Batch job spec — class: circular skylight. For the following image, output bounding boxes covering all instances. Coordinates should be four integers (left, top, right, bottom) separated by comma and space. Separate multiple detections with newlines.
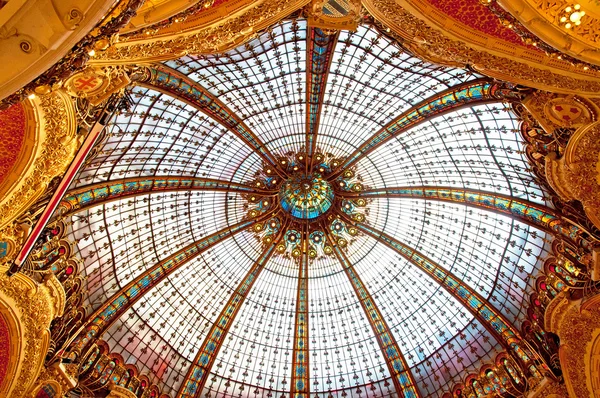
68, 19, 551, 398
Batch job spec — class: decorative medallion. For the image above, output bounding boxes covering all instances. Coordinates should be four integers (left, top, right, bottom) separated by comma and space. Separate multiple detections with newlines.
243, 150, 369, 261
279, 173, 334, 219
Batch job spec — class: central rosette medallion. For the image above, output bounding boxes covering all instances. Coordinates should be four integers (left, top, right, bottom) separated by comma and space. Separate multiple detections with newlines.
279, 173, 334, 219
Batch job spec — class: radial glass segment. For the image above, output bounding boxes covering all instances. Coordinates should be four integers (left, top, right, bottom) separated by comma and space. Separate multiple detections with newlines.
66, 18, 552, 398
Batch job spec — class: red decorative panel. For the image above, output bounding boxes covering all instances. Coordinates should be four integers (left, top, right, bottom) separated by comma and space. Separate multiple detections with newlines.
426, 0, 532, 48
0, 103, 26, 187
0, 312, 11, 390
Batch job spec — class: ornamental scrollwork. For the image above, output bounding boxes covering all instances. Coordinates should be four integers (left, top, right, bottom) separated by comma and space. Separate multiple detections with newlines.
90, 0, 310, 64
364, 0, 600, 95
0, 267, 65, 397
0, 91, 80, 266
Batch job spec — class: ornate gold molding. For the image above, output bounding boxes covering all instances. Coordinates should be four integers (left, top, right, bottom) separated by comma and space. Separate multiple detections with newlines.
0, 90, 80, 264
364, 0, 600, 95
544, 121, 600, 230
0, 266, 65, 397
90, 0, 311, 65
307, 0, 361, 32
557, 294, 600, 398
107, 384, 138, 398
28, 363, 79, 398
527, 377, 569, 398
497, 0, 600, 65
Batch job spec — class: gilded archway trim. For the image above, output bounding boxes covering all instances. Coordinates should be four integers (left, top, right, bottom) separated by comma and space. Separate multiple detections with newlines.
0, 90, 79, 264
497, 0, 600, 65
553, 294, 600, 398
90, 0, 311, 65
0, 267, 65, 397
363, 0, 600, 95
0, 300, 24, 397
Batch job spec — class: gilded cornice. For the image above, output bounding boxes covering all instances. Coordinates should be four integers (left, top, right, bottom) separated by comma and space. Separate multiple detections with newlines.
90, 0, 311, 65
0, 91, 79, 264
543, 291, 572, 334
364, 0, 600, 95
497, 0, 600, 65
0, 267, 65, 397
107, 384, 138, 398
557, 294, 600, 398
544, 121, 600, 230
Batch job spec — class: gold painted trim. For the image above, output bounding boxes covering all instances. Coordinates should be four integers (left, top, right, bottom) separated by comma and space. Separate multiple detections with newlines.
123, 0, 265, 36
497, 0, 600, 65
0, 300, 24, 397
0, 90, 80, 265
0, 267, 64, 397
364, 0, 600, 95
90, 0, 311, 65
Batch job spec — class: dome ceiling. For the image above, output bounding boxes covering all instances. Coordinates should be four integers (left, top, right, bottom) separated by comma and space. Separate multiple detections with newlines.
67, 19, 552, 397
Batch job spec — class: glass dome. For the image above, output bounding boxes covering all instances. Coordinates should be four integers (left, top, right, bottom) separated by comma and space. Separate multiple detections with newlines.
67, 19, 551, 398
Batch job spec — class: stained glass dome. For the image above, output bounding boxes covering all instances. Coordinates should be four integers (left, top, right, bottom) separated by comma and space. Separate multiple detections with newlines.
66, 18, 552, 398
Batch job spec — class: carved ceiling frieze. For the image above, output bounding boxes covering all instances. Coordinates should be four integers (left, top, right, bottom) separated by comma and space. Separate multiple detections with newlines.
365, 0, 600, 95
497, 0, 600, 65
0, 91, 80, 265
0, 267, 65, 397
90, 0, 311, 65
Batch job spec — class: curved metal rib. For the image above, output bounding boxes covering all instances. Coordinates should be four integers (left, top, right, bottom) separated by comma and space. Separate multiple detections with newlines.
178, 221, 287, 398
67, 214, 270, 356
324, 224, 422, 398
143, 65, 287, 177
59, 177, 276, 216
305, 28, 339, 170
290, 223, 310, 398
342, 186, 581, 242
329, 80, 519, 179
347, 216, 541, 372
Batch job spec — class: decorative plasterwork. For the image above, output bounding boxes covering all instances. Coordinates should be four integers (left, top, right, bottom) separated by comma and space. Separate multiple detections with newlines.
0, 91, 79, 264
522, 91, 598, 134
424, 0, 534, 48
28, 363, 78, 398
527, 377, 569, 398
0, 0, 119, 102
307, 0, 362, 32
0, 267, 65, 397
364, 0, 600, 95
122, 0, 246, 37
544, 121, 600, 230
121, 0, 219, 34
547, 293, 600, 398
107, 384, 138, 398
497, 0, 600, 65
90, 0, 311, 65
0, 104, 26, 187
